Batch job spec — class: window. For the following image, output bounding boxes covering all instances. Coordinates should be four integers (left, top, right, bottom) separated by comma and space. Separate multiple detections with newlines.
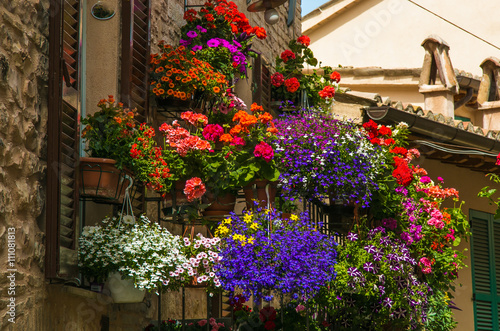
470, 209, 500, 330
46, 0, 151, 279
252, 54, 271, 112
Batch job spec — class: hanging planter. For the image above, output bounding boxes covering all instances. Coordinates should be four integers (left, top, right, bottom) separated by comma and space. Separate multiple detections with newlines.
243, 180, 277, 210
79, 157, 133, 202
155, 96, 194, 112
107, 272, 145, 303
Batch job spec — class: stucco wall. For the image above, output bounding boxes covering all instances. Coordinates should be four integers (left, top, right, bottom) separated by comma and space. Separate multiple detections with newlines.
304, 0, 500, 77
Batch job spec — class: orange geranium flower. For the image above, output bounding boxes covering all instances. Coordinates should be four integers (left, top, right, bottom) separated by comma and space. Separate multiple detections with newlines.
220, 133, 233, 143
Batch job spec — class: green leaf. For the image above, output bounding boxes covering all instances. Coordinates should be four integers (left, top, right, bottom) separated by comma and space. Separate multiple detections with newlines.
452, 237, 461, 247
306, 58, 318, 67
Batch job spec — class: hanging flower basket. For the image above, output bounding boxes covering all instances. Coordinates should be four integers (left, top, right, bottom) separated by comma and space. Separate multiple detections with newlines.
107, 272, 145, 303
79, 157, 133, 202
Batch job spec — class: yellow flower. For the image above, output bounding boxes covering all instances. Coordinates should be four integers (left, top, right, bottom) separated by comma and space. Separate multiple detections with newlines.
248, 237, 255, 245
232, 234, 249, 246
250, 222, 259, 231
215, 225, 230, 237
290, 214, 299, 221
243, 214, 253, 224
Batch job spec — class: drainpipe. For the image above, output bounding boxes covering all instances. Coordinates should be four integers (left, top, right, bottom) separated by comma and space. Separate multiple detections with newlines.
365, 106, 500, 154
454, 87, 474, 109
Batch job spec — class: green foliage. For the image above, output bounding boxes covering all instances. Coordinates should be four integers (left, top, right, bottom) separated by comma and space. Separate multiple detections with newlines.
478, 173, 500, 219
81, 96, 138, 169
424, 290, 457, 331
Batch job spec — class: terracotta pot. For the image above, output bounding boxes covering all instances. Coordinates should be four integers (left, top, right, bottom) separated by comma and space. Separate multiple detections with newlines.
162, 181, 189, 208
243, 180, 277, 210
202, 191, 237, 218
155, 96, 193, 111
79, 157, 133, 202
184, 275, 207, 288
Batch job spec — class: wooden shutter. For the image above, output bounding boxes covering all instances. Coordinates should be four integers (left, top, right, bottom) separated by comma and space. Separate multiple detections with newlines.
46, 0, 81, 278
471, 210, 500, 330
121, 0, 151, 123
253, 55, 271, 112
121, 0, 152, 213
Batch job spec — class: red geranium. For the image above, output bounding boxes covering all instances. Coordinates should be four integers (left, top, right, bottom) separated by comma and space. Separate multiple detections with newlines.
318, 85, 336, 99
284, 77, 300, 93
330, 71, 341, 83
392, 156, 413, 186
271, 72, 284, 87
280, 49, 296, 63
297, 35, 310, 46
184, 177, 206, 201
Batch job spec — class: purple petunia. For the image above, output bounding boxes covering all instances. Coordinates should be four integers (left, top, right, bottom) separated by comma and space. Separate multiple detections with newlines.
364, 245, 377, 254
192, 45, 203, 52
363, 262, 375, 273
347, 232, 358, 241
382, 297, 393, 308
393, 308, 407, 319
207, 38, 220, 47
186, 30, 198, 39
195, 25, 207, 33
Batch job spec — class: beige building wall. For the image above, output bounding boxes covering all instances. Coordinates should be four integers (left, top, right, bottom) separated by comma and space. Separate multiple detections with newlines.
303, 0, 500, 77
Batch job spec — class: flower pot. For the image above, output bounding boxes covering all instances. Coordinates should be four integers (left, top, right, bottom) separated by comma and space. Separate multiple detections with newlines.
79, 157, 133, 202
162, 181, 189, 207
202, 191, 237, 218
184, 275, 207, 288
243, 180, 277, 210
107, 272, 145, 303
155, 96, 193, 111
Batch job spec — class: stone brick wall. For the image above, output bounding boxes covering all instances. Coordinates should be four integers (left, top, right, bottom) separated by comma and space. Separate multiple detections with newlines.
150, 0, 302, 64
0, 0, 50, 329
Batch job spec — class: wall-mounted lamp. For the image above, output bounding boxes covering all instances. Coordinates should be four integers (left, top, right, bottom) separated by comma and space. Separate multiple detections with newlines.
247, 0, 288, 25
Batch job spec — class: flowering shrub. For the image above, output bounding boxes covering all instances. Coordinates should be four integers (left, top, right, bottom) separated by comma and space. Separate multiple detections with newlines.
225, 103, 280, 187
78, 215, 188, 291
176, 233, 222, 292
321, 226, 432, 330
363, 119, 469, 293
274, 111, 386, 206
81, 95, 138, 169
180, 0, 267, 80
271, 35, 340, 108
150, 42, 229, 101
215, 207, 337, 301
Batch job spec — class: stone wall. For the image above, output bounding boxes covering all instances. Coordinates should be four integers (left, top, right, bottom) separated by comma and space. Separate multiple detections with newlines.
0, 0, 50, 329
150, 0, 302, 65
